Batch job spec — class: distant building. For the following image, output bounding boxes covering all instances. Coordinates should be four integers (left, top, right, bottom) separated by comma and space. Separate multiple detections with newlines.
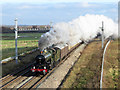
1, 25, 50, 33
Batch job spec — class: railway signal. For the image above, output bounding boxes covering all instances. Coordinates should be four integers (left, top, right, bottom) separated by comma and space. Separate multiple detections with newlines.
15, 18, 18, 64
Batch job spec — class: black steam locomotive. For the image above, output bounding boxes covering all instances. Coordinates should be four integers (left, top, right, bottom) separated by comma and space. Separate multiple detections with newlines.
31, 43, 80, 75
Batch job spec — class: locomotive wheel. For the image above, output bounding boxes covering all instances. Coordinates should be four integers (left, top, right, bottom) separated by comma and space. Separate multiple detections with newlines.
48, 69, 51, 73
43, 71, 46, 75
50, 62, 55, 70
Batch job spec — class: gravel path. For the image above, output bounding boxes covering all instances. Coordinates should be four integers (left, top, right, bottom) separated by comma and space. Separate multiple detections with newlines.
37, 44, 86, 88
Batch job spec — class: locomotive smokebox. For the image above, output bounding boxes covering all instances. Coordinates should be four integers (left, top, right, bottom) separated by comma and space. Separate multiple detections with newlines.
35, 55, 45, 64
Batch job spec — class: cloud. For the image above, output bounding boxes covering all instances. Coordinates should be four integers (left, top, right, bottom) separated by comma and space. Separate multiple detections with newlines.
110, 8, 118, 12
1, 0, 118, 4
0, 13, 2, 17
81, 2, 91, 7
100, 10, 107, 13
17, 3, 67, 10
2, 2, 118, 25
18, 5, 32, 9
54, 3, 66, 8
76, 2, 98, 8
17, 4, 49, 9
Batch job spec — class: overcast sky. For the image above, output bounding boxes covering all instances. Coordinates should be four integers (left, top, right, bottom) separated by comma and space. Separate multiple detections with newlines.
1, 0, 118, 25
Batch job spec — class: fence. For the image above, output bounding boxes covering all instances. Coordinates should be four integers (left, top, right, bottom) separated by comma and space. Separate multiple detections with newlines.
1, 32, 43, 60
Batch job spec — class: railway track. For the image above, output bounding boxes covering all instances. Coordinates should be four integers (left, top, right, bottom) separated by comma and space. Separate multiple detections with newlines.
0, 63, 34, 88
27, 43, 80, 89
0, 63, 34, 81
1, 43, 81, 89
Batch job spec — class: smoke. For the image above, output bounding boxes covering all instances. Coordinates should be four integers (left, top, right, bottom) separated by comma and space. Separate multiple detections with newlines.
38, 14, 118, 49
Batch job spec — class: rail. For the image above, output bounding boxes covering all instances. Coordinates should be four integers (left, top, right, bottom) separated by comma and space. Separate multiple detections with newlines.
100, 40, 111, 89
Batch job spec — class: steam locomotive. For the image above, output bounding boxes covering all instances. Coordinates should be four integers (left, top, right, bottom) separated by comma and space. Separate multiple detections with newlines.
31, 43, 81, 75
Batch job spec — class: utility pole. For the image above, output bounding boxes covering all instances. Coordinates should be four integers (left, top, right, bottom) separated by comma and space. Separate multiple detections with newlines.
101, 21, 104, 49
15, 18, 18, 64
50, 21, 53, 29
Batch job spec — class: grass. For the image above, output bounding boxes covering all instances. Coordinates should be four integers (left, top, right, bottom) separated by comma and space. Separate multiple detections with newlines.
62, 40, 103, 88
1, 33, 44, 37
1, 40, 38, 59
1, 33, 44, 60
61, 39, 119, 88
102, 40, 119, 88
1, 33, 44, 40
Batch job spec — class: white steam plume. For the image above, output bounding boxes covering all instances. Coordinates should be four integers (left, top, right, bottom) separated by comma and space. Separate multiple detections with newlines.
39, 14, 118, 49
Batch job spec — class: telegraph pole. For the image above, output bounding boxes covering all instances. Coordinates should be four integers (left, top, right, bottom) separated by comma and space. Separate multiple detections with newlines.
50, 21, 53, 29
15, 18, 18, 64
102, 21, 104, 49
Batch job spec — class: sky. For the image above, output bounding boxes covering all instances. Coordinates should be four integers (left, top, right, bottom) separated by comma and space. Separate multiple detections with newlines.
0, 0, 119, 25
1, 0, 119, 3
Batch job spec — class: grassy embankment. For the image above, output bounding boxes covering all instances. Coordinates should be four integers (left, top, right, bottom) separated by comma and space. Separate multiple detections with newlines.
1, 33, 43, 60
62, 39, 119, 88
102, 40, 119, 88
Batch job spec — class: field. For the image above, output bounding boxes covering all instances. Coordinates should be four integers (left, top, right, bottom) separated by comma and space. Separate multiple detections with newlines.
1, 33, 43, 40
1, 33, 44, 60
62, 39, 119, 88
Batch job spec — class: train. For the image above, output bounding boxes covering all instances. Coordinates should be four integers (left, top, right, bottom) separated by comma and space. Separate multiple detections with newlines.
31, 43, 81, 75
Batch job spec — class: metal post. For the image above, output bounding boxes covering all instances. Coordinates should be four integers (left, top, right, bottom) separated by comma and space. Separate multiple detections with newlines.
50, 21, 53, 29
15, 18, 18, 64
102, 21, 104, 49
